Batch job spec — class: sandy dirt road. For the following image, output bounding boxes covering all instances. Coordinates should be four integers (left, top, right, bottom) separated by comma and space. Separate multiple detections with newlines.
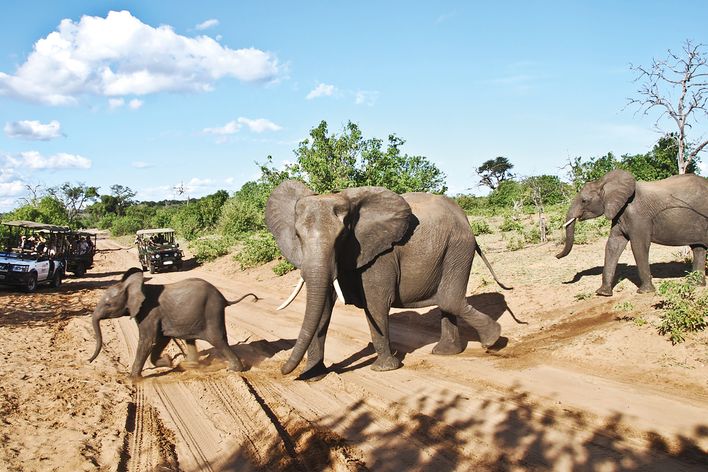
1, 233, 707, 471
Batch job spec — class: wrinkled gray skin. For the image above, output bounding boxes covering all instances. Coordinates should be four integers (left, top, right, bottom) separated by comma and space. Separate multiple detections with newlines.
266, 181, 507, 378
557, 170, 708, 296
89, 268, 258, 378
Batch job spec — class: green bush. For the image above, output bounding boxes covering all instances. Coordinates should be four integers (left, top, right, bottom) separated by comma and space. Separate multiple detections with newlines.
470, 219, 492, 235
234, 231, 280, 269
656, 272, 708, 344
189, 237, 232, 263
571, 218, 611, 245
523, 226, 541, 244
500, 216, 524, 233
505, 235, 525, 251
111, 215, 143, 236
488, 180, 523, 207
273, 259, 296, 276
218, 181, 270, 239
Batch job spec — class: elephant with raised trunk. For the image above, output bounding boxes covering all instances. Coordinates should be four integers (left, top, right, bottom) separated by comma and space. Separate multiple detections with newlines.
266, 180, 510, 378
89, 268, 258, 378
557, 170, 707, 296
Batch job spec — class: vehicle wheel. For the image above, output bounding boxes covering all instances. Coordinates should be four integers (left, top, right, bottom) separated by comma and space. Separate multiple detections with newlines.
25, 273, 38, 293
51, 270, 63, 288
141, 265, 147, 272
74, 264, 85, 277
149, 263, 155, 274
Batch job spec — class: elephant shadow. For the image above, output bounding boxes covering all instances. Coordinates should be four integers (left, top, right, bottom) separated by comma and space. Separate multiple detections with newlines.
329, 292, 512, 376
564, 261, 699, 288
193, 338, 296, 371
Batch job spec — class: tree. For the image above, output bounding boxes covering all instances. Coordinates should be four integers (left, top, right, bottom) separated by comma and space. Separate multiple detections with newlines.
47, 182, 99, 227
109, 184, 137, 216
476, 156, 514, 190
628, 40, 708, 174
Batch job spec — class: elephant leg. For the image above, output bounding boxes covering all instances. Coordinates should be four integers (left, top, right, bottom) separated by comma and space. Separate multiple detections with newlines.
149, 334, 172, 368
630, 237, 655, 293
597, 232, 629, 296
691, 245, 707, 286
130, 335, 154, 378
302, 292, 334, 379
364, 302, 401, 372
180, 339, 200, 368
432, 312, 464, 355
458, 305, 501, 348
209, 335, 244, 372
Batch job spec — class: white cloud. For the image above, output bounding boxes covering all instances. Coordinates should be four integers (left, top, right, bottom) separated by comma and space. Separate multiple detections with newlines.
128, 98, 143, 109
306, 83, 336, 100
354, 90, 379, 106
108, 97, 125, 109
202, 117, 282, 142
4, 120, 63, 140
131, 161, 153, 168
225, 177, 235, 185
0, 10, 281, 105
3, 151, 91, 170
195, 19, 219, 31
187, 177, 212, 187
237, 117, 282, 133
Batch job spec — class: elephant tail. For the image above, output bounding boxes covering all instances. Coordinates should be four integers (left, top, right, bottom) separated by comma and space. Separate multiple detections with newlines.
475, 245, 513, 290
226, 293, 260, 306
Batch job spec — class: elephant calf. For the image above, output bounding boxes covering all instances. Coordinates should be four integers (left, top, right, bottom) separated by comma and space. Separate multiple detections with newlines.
89, 268, 258, 378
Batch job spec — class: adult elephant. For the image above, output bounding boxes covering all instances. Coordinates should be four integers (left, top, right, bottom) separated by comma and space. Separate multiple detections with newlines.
556, 170, 708, 296
266, 180, 509, 378
89, 268, 258, 378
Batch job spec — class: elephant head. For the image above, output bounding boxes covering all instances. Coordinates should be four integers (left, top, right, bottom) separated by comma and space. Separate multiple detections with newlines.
266, 180, 412, 374
88, 268, 145, 362
556, 169, 636, 259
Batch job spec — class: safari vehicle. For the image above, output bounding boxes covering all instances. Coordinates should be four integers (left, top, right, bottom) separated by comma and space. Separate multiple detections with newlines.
65, 230, 98, 276
135, 228, 183, 273
0, 220, 68, 292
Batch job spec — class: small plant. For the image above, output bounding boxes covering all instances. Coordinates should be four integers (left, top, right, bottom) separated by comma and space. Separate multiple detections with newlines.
633, 316, 647, 327
613, 301, 634, 312
505, 235, 525, 251
656, 271, 708, 344
189, 236, 232, 263
234, 231, 281, 269
273, 259, 296, 276
523, 226, 541, 244
574, 291, 592, 301
500, 216, 524, 233
470, 219, 492, 235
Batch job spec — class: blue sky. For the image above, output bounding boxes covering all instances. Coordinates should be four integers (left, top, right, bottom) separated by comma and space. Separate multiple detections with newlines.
1, 1, 707, 210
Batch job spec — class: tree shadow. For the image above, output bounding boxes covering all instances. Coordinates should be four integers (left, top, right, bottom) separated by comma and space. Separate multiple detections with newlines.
564, 261, 698, 288
217, 383, 708, 471
329, 292, 512, 376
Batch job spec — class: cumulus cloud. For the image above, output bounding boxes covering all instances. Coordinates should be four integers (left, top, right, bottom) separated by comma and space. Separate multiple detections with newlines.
202, 117, 282, 142
195, 19, 219, 30
108, 98, 125, 109
131, 161, 153, 168
0, 10, 281, 105
128, 98, 143, 109
354, 90, 379, 106
3, 151, 91, 170
4, 120, 64, 140
306, 83, 336, 100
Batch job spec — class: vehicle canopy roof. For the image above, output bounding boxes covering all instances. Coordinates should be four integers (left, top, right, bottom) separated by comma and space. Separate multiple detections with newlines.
2, 220, 70, 232
136, 228, 175, 235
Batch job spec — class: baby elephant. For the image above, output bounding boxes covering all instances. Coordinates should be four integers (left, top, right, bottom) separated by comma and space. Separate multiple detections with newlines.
89, 268, 258, 378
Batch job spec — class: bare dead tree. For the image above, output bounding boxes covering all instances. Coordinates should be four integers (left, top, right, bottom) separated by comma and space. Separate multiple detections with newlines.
20, 183, 44, 206
628, 40, 708, 174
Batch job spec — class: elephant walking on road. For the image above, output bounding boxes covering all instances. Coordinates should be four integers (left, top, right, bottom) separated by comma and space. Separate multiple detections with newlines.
89, 268, 258, 378
557, 170, 708, 296
266, 181, 510, 378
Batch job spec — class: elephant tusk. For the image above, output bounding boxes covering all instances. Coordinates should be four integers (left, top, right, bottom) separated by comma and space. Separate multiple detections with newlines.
277, 277, 305, 310
333, 278, 345, 304
562, 217, 576, 228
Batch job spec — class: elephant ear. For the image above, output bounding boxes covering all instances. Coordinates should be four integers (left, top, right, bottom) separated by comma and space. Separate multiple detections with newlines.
122, 270, 145, 318
266, 180, 316, 268
600, 170, 636, 220
340, 187, 412, 268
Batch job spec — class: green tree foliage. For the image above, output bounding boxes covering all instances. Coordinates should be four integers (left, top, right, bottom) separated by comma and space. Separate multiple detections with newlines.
218, 181, 273, 239
47, 182, 99, 227
4, 196, 69, 226
288, 121, 447, 194
487, 180, 523, 207
476, 156, 514, 190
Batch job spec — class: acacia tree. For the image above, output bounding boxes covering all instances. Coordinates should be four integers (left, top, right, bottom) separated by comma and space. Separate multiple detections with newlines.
629, 40, 708, 174
476, 156, 514, 190
47, 182, 99, 226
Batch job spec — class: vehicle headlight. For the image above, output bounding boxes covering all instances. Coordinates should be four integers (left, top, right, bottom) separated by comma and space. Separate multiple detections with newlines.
12, 265, 29, 272
0, 263, 8, 271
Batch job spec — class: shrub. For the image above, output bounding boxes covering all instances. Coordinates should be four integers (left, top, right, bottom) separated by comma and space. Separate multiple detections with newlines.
218, 181, 270, 239
234, 231, 280, 269
110, 215, 143, 236
470, 219, 492, 235
273, 259, 296, 276
505, 235, 525, 251
656, 271, 708, 344
523, 226, 541, 244
500, 216, 524, 233
189, 237, 232, 263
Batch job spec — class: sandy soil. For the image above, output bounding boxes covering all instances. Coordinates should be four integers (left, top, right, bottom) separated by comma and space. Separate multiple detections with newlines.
0, 231, 706, 471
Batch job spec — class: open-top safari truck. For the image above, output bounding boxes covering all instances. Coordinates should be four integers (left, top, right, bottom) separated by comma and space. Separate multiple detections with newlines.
65, 230, 98, 276
0, 220, 69, 292
135, 228, 183, 273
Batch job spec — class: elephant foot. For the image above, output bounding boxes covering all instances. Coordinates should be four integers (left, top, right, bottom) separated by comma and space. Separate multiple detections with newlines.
432, 340, 464, 356
227, 361, 245, 372
595, 286, 613, 297
128, 374, 143, 384
298, 360, 328, 382
476, 320, 502, 348
371, 355, 402, 372
153, 355, 172, 368
637, 284, 656, 294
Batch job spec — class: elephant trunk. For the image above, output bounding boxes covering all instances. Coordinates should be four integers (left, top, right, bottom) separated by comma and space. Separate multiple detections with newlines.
556, 202, 580, 259
281, 271, 332, 375
88, 311, 103, 363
